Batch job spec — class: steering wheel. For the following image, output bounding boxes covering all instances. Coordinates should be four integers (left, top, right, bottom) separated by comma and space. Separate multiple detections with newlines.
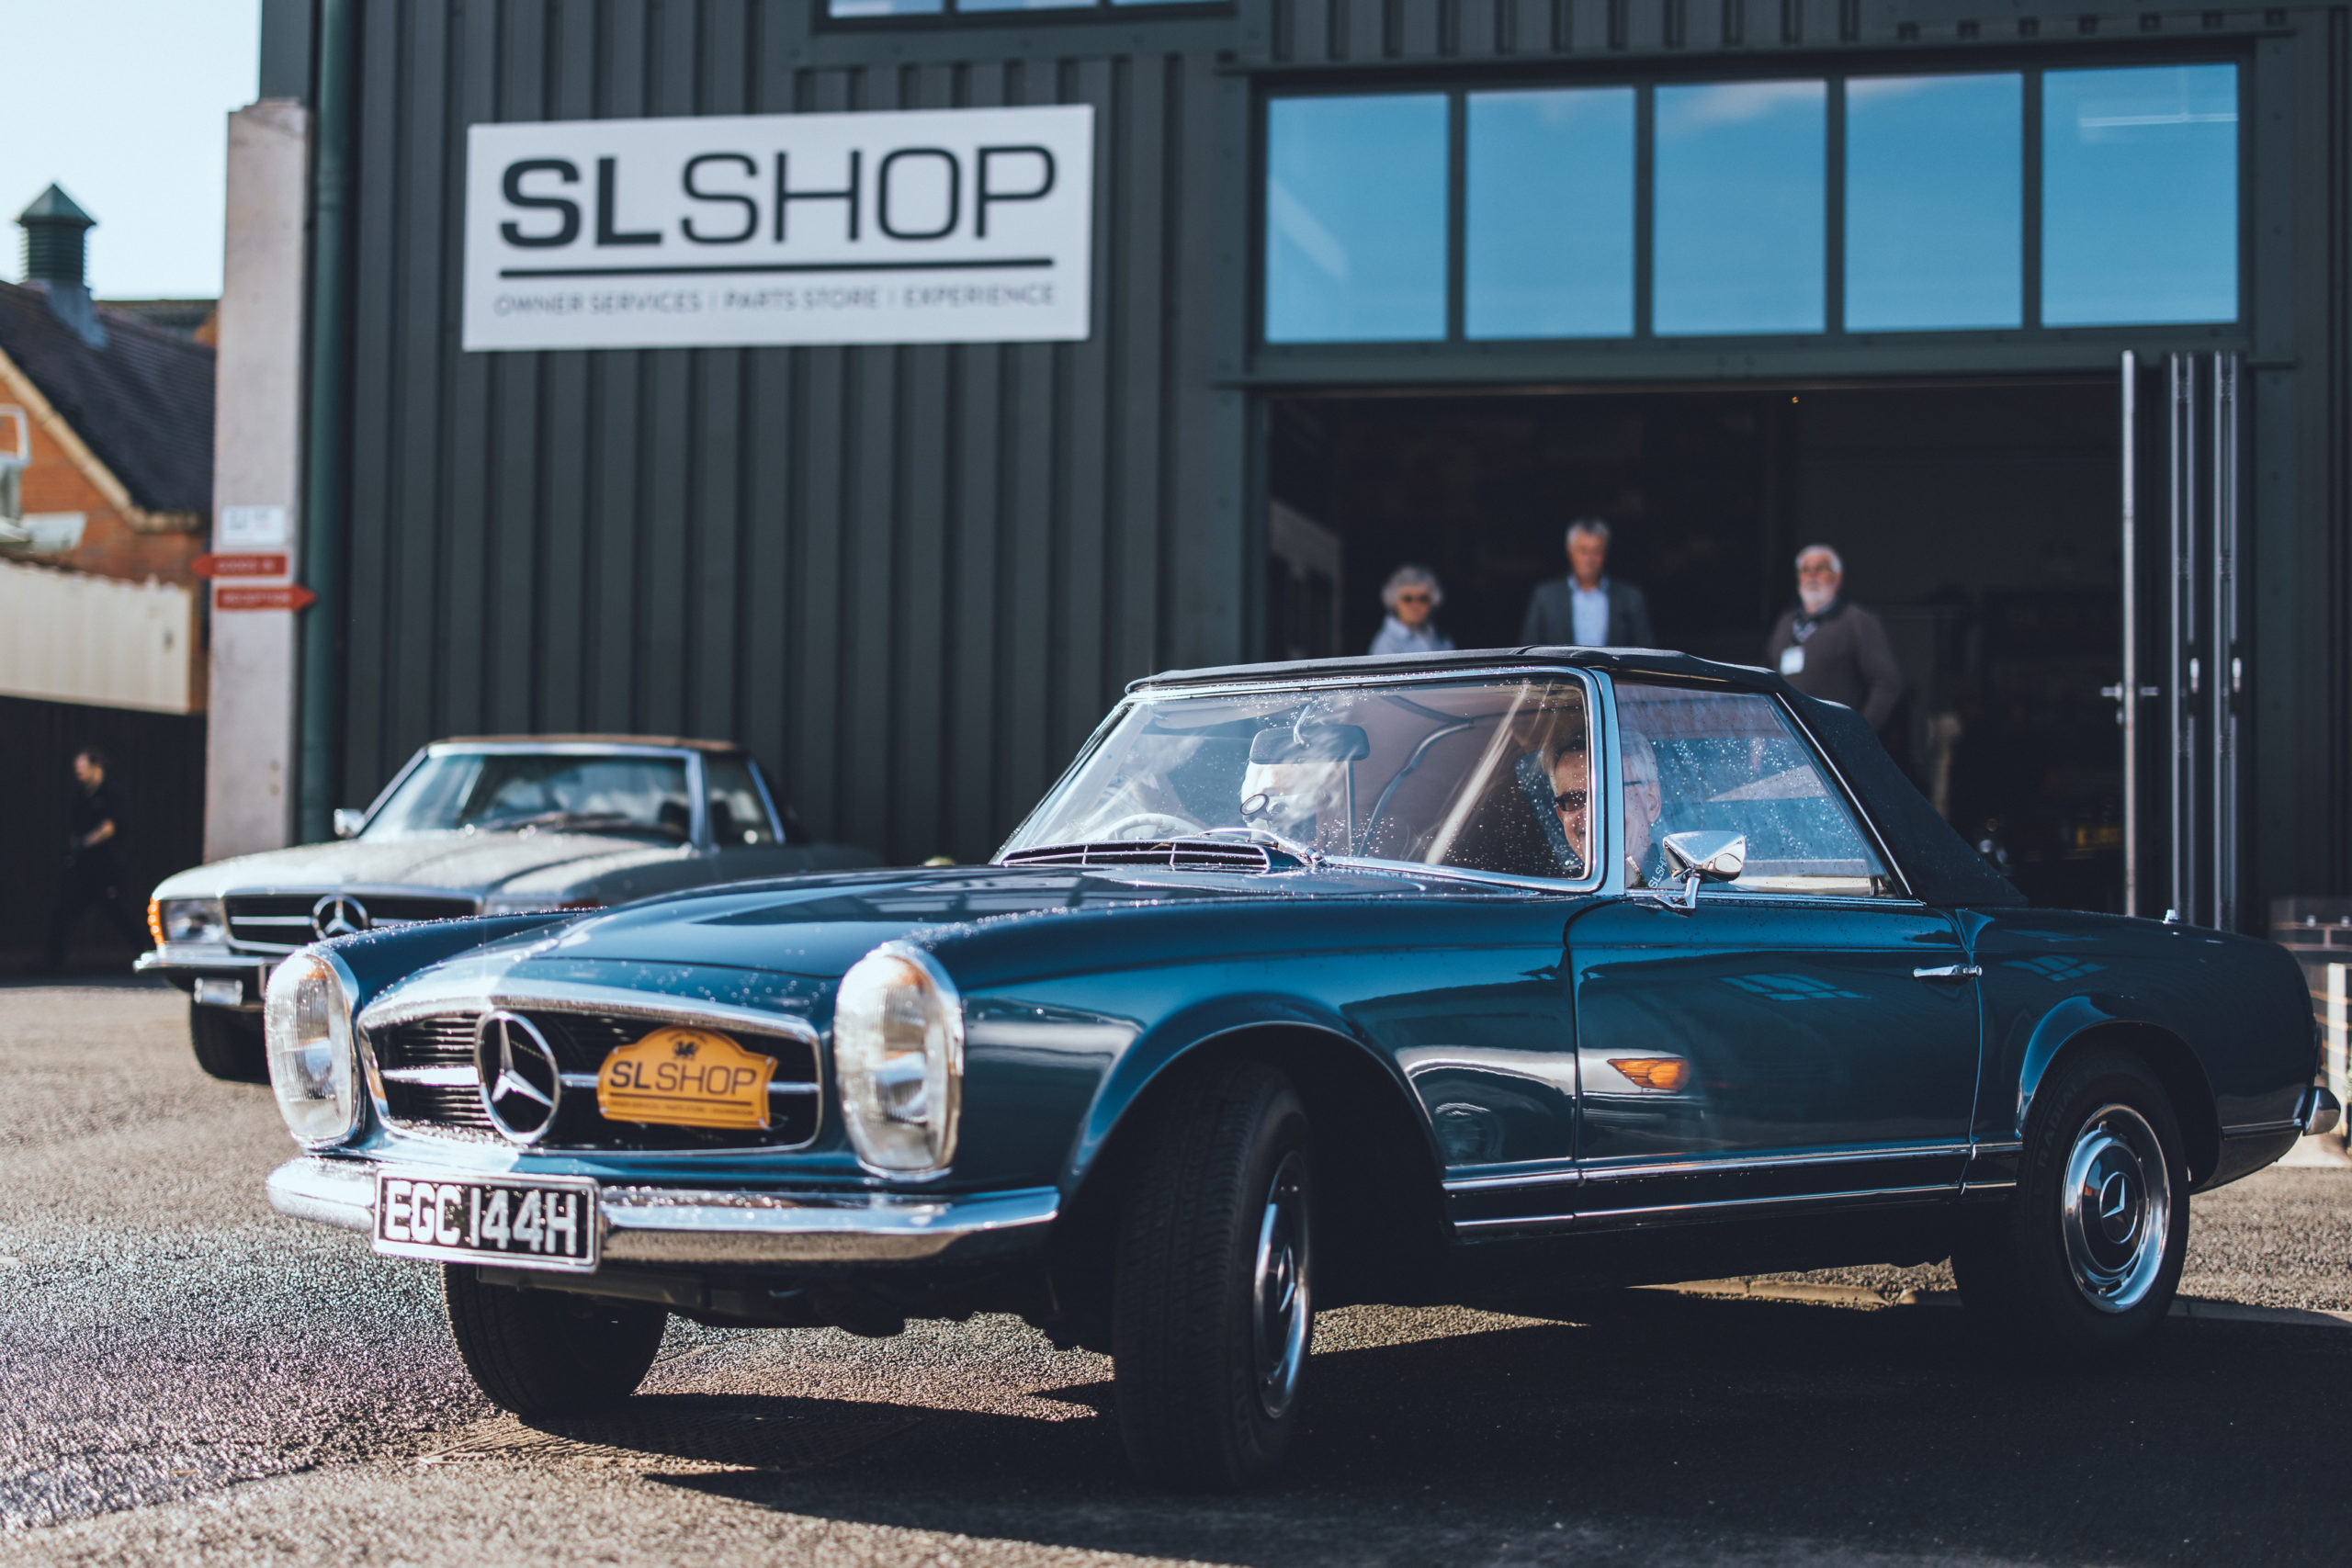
1093, 811, 1199, 842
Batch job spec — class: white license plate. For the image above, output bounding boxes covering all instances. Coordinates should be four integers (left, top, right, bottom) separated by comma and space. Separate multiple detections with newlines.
373, 1173, 598, 1271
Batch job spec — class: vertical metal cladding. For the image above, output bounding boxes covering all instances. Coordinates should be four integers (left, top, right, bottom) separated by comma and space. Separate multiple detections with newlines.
338, 2, 1227, 865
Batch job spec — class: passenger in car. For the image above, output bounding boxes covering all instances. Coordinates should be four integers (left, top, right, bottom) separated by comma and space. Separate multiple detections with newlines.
1622, 731, 1666, 887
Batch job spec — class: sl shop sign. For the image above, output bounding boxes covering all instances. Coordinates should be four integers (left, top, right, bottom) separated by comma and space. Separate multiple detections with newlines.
463, 105, 1093, 351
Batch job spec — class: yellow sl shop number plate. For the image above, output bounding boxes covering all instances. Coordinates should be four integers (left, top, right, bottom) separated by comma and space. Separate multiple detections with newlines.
596, 1026, 776, 1131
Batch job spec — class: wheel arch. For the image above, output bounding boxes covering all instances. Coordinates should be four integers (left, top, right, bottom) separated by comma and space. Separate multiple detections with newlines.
1046, 1013, 1448, 1342
2016, 1000, 2221, 1186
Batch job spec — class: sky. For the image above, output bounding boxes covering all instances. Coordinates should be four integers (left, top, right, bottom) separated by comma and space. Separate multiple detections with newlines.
0, 0, 261, 299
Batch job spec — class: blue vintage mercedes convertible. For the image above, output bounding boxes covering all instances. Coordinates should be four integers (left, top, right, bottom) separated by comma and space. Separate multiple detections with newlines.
263, 649, 2332, 1488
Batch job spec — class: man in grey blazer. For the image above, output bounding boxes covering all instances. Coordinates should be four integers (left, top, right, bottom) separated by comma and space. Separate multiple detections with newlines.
1519, 519, 1657, 648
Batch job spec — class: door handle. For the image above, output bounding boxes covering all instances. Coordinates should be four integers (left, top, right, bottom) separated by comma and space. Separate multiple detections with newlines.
1912, 964, 1983, 982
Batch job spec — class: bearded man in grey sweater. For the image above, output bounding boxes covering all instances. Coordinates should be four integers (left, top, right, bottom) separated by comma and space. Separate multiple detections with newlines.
1763, 544, 1902, 734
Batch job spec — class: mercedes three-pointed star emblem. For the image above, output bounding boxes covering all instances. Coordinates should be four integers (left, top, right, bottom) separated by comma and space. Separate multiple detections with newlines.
473, 1010, 562, 1144
311, 894, 370, 940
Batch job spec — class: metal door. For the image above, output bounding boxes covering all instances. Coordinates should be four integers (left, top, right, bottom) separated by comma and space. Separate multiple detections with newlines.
2112, 351, 2243, 929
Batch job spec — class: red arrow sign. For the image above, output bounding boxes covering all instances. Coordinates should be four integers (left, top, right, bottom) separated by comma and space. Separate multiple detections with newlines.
215, 583, 318, 612
193, 552, 289, 579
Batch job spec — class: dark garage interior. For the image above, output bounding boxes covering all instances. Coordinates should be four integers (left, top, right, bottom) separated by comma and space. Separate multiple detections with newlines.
1266, 379, 2124, 910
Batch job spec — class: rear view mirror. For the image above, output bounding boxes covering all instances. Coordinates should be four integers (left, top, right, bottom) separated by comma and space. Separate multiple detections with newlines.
1657, 829, 1746, 912
332, 808, 367, 840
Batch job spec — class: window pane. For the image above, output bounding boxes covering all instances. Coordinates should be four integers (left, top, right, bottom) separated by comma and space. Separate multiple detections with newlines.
1616, 683, 1892, 898
1265, 95, 1448, 344
1464, 88, 1635, 340
828, 0, 943, 13
1654, 81, 1826, 335
1845, 74, 2022, 331
956, 0, 1091, 10
2043, 65, 2238, 326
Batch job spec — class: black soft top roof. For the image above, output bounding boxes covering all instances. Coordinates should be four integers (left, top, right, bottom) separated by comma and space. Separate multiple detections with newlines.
1134, 647, 2026, 909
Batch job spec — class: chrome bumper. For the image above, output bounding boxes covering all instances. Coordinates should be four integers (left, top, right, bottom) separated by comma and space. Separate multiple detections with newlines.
136, 947, 275, 1008
266, 1156, 1059, 1267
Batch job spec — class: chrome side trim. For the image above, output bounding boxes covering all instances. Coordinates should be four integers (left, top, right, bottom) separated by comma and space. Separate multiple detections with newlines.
264, 1156, 1057, 1265
1454, 1181, 1955, 1234
1443, 1142, 1975, 1194
1444, 1166, 1583, 1193
2222, 1119, 2302, 1138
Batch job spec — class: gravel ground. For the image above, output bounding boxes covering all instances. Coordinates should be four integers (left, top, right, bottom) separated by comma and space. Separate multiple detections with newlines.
6, 984, 2350, 1567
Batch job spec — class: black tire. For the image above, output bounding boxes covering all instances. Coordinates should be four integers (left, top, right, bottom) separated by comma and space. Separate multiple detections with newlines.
1113, 1059, 1315, 1490
442, 1264, 667, 1419
188, 1004, 267, 1083
1953, 1048, 2189, 1356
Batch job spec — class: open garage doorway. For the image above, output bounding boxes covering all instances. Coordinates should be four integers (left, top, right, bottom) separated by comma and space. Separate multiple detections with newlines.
1264, 379, 2123, 909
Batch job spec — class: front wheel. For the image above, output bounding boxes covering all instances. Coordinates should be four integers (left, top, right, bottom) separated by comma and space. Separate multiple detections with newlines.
1953, 1049, 2188, 1355
1113, 1059, 1315, 1490
443, 1265, 666, 1418
188, 1004, 266, 1083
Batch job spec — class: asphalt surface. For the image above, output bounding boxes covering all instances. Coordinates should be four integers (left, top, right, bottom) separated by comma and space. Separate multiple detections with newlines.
6, 983, 2352, 1566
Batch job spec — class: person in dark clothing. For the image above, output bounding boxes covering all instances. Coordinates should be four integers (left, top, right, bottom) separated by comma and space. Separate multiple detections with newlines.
1763, 544, 1903, 733
1519, 519, 1657, 649
45, 748, 143, 972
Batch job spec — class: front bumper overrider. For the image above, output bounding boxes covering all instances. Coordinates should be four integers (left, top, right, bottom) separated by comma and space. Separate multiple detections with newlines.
266, 1156, 1059, 1267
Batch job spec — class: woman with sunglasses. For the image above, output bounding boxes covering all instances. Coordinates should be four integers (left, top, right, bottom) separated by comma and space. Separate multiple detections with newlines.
1368, 564, 1454, 657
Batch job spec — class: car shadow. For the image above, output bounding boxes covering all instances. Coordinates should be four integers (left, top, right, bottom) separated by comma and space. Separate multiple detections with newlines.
525, 1292, 2346, 1567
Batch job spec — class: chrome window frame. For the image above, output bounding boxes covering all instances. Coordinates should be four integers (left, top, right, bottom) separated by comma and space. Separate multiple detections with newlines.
1598, 670, 1921, 907
995, 664, 1611, 897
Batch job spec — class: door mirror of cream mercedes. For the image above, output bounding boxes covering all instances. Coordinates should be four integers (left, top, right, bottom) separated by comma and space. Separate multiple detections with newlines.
332, 808, 367, 840
1656, 830, 1747, 913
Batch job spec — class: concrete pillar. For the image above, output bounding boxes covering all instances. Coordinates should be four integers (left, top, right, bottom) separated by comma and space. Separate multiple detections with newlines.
205, 99, 311, 860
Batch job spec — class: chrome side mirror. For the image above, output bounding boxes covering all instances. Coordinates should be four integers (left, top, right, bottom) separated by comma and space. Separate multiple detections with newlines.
332, 808, 367, 840
1656, 829, 1746, 912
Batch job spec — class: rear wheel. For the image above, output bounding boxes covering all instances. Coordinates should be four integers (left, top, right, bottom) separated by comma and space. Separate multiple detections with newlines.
443, 1265, 667, 1418
1953, 1049, 2188, 1355
188, 1004, 267, 1083
1113, 1059, 1315, 1490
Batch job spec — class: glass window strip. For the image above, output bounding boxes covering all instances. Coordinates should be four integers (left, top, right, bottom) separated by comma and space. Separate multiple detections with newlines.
1260, 61, 2243, 350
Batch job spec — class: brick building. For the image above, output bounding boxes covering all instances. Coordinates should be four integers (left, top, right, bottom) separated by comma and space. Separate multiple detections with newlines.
0, 184, 214, 969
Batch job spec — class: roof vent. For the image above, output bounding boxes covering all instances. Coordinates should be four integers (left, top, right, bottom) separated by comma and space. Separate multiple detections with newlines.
17, 184, 104, 348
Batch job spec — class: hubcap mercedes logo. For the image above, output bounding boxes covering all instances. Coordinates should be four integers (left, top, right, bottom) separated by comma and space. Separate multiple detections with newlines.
311, 895, 370, 940
474, 1010, 562, 1145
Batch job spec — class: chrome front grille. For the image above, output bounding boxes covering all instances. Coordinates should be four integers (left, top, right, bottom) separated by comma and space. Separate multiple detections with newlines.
369, 1009, 822, 1152
225, 893, 478, 952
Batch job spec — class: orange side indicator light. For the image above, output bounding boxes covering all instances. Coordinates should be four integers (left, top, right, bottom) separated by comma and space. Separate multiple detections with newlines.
146, 899, 165, 948
1610, 1056, 1691, 1092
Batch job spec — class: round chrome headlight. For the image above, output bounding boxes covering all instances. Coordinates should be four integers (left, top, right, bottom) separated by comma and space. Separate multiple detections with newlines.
832, 943, 964, 1176
264, 953, 361, 1147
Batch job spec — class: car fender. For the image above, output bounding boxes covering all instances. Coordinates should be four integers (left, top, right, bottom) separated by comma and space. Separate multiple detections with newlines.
1060, 989, 1430, 1200
2011, 991, 2214, 1142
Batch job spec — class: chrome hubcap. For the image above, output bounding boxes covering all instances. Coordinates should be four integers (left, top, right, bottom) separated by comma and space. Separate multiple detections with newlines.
1250, 1150, 1312, 1420
2060, 1102, 2170, 1314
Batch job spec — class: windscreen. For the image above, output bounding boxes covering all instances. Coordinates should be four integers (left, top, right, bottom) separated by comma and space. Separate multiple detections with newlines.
1001, 679, 1593, 880
363, 752, 693, 841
